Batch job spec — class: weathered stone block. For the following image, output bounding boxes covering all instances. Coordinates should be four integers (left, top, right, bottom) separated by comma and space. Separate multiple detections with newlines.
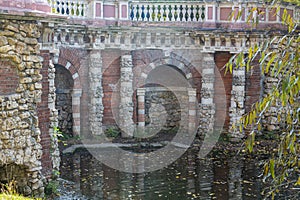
20, 77, 32, 84
24, 38, 38, 45
0, 30, 14, 36
0, 36, 8, 46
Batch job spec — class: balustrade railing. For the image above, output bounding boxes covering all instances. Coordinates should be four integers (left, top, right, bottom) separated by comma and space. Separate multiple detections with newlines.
45, 0, 298, 24
129, 1, 206, 22
47, 0, 87, 17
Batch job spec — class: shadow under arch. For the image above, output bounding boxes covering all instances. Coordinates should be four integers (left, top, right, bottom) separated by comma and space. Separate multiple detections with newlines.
143, 64, 191, 135
54, 64, 75, 136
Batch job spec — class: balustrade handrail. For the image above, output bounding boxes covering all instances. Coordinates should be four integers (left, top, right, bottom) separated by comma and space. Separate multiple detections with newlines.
45, 0, 299, 23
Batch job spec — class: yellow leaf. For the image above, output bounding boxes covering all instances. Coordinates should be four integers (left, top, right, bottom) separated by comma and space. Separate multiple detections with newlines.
270, 159, 275, 179
295, 176, 300, 186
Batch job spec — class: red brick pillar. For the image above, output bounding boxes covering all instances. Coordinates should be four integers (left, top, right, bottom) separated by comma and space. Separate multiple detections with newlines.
137, 88, 146, 127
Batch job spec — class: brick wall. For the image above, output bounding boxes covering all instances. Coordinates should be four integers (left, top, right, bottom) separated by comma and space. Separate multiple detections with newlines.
0, 60, 19, 95
214, 52, 233, 130
102, 49, 122, 126
38, 50, 52, 176
245, 57, 261, 113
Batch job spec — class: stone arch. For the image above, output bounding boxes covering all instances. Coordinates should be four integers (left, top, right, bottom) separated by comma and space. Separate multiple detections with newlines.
0, 164, 31, 195
138, 54, 202, 102
53, 54, 82, 136
135, 55, 200, 132
143, 65, 189, 133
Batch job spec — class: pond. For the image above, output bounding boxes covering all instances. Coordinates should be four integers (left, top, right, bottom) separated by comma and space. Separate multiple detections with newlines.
57, 141, 270, 200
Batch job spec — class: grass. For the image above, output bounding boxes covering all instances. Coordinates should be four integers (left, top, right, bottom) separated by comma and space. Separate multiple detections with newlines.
0, 194, 35, 200
0, 180, 38, 200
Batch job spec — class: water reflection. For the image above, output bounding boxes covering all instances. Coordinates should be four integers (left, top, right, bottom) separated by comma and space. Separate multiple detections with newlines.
60, 148, 265, 200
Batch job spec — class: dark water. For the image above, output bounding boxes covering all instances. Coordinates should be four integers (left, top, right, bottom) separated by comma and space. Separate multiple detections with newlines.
59, 146, 267, 200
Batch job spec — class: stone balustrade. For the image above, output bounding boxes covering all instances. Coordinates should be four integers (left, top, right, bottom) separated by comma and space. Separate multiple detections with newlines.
47, 0, 87, 17
45, 0, 298, 24
129, 1, 206, 22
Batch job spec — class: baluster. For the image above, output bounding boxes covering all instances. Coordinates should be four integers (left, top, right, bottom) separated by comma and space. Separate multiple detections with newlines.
174, 5, 178, 21
163, 5, 167, 21
196, 5, 200, 21
168, 5, 173, 21
201, 5, 205, 21
57, 1, 61, 14
190, 5, 194, 21
136, 5, 140, 21
151, 5, 155, 21
66, 1, 70, 15
75, 2, 79, 16
81, 2, 85, 17
130, 5, 134, 20
141, 5, 145, 21
146, 5, 150, 21
185, 5, 189, 21
78, 2, 83, 17
179, 5, 183, 21
63, 1, 67, 15
71, 1, 75, 16
157, 5, 161, 21
53, 0, 58, 14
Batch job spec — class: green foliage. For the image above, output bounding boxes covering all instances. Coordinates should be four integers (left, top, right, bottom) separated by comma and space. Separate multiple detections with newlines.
44, 180, 59, 197
51, 170, 60, 180
226, 1, 299, 198
105, 127, 120, 138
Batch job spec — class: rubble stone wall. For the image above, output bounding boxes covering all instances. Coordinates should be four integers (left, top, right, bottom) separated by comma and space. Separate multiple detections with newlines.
0, 19, 45, 197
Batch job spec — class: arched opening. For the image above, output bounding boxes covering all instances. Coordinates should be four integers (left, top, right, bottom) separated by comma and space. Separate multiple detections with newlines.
55, 64, 74, 136
144, 65, 191, 135
0, 164, 30, 195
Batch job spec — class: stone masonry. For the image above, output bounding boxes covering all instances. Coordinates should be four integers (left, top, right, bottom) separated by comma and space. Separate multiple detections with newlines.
0, 0, 298, 197
0, 19, 45, 197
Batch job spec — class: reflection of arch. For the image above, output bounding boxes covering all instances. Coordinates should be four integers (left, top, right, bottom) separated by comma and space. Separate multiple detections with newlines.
54, 61, 82, 136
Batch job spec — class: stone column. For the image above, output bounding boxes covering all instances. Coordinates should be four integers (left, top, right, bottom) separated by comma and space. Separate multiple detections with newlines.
48, 59, 60, 171
137, 88, 146, 127
263, 76, 280, 131
229, 67, 246, 138
89, 51, 104, 135
199, 54, 215, 136
119, 55, 134, 137
188, 88, 197, 132
72, 89, 82, 136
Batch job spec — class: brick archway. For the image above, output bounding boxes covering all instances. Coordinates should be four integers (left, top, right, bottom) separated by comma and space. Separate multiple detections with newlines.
136, 52, 202, 103
134, 54, 201, 130
53, 50, 82, 136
